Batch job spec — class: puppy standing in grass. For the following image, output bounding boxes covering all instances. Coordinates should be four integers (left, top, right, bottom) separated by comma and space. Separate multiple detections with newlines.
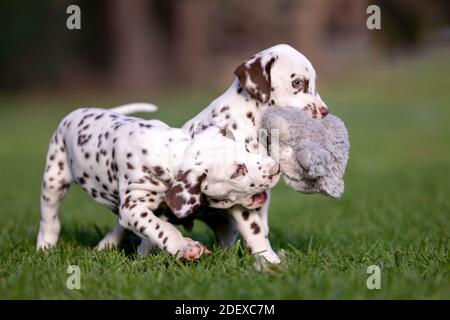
181, 44, 329, 263
83, 44, 329, 264
36, 104, 280, 260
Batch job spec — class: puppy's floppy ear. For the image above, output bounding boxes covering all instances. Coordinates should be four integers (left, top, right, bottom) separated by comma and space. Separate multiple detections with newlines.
234, 53, 276, 103
165, 169, 207, 219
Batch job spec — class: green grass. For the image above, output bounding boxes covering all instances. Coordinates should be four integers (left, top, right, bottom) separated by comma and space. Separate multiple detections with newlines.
0, 55, 449, 299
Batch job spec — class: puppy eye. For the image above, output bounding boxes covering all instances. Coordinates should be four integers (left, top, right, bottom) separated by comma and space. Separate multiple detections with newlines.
292, 78, 304, 89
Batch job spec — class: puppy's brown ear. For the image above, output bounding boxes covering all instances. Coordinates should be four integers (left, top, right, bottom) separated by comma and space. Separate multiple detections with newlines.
234, 55, 276, 103
165, 169, 207, 219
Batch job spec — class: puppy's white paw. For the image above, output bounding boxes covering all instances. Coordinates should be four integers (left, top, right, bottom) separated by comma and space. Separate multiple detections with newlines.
178, 237, 210, 261
37, 233, 58, 250
254, 250, 287, 273
260, 250, 281, 264
36, 242, 55, 251
96, 237, 119, 251
253, 251, 283, 272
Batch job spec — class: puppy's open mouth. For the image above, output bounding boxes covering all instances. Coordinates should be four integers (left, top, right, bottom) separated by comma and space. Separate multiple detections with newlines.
251, 191, 268, 207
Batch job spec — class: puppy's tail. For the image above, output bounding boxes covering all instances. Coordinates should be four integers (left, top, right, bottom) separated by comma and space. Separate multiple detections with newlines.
110, 103, 158, 115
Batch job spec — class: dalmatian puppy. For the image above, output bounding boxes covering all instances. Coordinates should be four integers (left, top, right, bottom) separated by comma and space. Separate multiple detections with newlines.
180, 44, 329, 264
36, 104, 280, 260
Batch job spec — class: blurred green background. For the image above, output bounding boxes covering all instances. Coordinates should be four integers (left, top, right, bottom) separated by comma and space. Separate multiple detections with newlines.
0, 0, 449, 299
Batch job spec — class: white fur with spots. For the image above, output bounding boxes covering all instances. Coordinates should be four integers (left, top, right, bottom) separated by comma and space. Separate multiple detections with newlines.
36, 104, 280, 260
180, 44, 329, 264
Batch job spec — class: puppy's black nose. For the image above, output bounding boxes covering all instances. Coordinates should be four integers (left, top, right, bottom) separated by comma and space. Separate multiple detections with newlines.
319, 106, 329, 117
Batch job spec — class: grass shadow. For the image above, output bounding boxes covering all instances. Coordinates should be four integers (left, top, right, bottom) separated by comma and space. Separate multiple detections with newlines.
60, 224, 166, 257
60, 223, 105, 248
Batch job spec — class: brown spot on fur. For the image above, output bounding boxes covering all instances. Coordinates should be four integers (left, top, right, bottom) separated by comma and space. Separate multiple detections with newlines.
231, 163, 248, 179
165, 184, 186, 211
175, 170, 191, 182
303, 78, 310, 93
153, 166, 164, 176
234, 56, 275, 103
250, 222, 260, 234
188, 173, 206, 195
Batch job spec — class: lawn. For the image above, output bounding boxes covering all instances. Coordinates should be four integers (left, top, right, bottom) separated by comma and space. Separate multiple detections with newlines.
0, 54, 449, 299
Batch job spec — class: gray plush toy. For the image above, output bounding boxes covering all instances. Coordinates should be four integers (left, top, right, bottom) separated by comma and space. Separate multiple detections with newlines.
261, 107, 350, 198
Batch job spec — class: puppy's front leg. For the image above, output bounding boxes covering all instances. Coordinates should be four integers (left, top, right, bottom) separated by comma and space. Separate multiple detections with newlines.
257, 190, 271, 236
118, 189, 207, 260
200, 211, 238, 248
96, 221, 126, 250
230, 206, 281, 264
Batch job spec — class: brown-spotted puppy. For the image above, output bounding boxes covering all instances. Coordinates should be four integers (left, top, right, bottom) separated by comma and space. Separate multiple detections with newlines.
36, 104, 280, 260
180, 44, 329, 263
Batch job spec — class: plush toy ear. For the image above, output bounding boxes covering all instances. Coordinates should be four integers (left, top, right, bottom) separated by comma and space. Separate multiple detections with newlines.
296, 144, 332, 179
234, 54, 276, 103
321, 176, 344, 199
164, 169, 207, 218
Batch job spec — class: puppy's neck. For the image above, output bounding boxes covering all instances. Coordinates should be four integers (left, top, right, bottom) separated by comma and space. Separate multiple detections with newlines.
164, 136, 192, 179
226, 79, 270, 112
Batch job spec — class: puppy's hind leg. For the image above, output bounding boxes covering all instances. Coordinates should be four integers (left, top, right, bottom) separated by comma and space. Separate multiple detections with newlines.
37, 131, 72, 250
137, 238, 156, 255
200, 211, 238, 248
97, 221, 157, 254
96, 221, 126, 250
